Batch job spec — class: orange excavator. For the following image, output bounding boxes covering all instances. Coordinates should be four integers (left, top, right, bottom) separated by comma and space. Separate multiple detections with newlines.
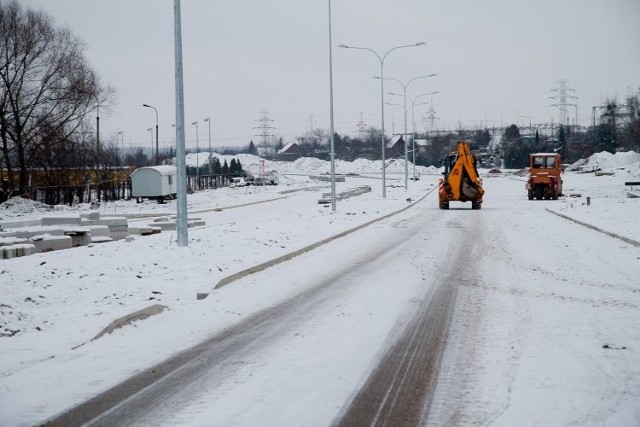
438, 140, 484, 209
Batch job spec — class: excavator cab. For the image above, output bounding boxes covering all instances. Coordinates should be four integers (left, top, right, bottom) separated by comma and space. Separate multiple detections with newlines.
438, 140, 484, 209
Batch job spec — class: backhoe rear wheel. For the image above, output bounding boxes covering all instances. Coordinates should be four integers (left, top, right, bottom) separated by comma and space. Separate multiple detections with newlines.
471, 201, 481, 210
439, 200, 449, 210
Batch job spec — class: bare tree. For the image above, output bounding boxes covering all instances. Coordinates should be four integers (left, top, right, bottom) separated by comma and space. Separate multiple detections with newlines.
0, 0, 113, 193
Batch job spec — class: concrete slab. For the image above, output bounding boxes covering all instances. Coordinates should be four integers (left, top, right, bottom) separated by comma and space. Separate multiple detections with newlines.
0, 236, 29, 247
63, 228, 92, 247
15, 227, 65, 239
30, 235, 72, 253
41, 216, 82, 226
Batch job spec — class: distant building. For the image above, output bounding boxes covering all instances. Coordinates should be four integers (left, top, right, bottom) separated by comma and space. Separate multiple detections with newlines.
386, 136, 405, 158
414, 138, 429, 154
276, 142, 300, 161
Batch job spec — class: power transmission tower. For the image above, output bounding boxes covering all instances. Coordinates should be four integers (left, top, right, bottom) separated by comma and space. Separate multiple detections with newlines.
356, 112, 367, 140
424, 99, 438, 134
308, 115, 314, 133
550, 79, 577, 127
254, 110, 274, 146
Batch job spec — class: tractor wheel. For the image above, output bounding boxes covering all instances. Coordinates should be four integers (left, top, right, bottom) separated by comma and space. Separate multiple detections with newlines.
439, 200, 449, 210
528, 190, 534, 200
472, 201, 482, 210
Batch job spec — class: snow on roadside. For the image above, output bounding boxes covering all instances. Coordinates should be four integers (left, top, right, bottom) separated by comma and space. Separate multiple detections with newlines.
554, 151, 640, 243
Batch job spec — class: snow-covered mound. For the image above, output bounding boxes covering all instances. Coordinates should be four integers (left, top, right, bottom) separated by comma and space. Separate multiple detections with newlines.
0, 197, 94, 220
568, 150, 640, 176
184, 152, 439, 176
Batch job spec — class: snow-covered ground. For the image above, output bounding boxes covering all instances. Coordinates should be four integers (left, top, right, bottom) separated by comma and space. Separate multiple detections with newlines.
1, 152, 639, 425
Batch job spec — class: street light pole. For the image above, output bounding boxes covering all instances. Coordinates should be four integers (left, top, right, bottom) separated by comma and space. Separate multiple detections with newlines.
192, 120, 199, 190
328, 0, 336, 212
375, 73, 436, 189
117, 130, 123, 166
390, 91, 439, 180
173, 0, 188, 247
147, 127, 153, 163
409, 92, 438, 180
143, 104, 159, 165
521, 115, 532, 137
338, 42, 426, 198
203, 117, 212, 180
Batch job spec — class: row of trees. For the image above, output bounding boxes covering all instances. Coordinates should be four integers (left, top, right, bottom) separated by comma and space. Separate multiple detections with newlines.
187, 156, 244, 177
1, 0, 114, 195
501, 94, 640, 168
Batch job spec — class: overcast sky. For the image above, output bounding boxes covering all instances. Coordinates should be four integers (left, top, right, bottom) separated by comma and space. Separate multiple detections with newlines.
18, 0, 640, 150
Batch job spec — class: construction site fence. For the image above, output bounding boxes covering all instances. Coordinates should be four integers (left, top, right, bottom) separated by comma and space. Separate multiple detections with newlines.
2, 173, 239, 207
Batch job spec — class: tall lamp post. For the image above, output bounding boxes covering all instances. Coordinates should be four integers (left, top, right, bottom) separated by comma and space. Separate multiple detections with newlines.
174, 0, 188, 247
117, 130, 124, 166
338, 42, 426, 198
521, 115, 532, 137
147, 128, 153, 163
142, 103, 159, 165
376, 73, 436, 189
409, 92, 438, 180
328, 0, 336, 211
203, 117, 212, 179
86, 94, 101, 168
192, 120, 199, 190
389, 91, 439, 180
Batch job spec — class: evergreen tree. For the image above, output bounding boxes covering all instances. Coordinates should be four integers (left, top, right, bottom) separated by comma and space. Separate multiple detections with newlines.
221, 159, 229, 174
558, 125, 566, 144
248, 140, 258, 155
213, 158, 221, 174
504, 124, 521, 141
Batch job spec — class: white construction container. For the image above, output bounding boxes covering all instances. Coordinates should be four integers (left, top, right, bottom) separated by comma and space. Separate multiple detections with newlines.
130, 166, 177, 203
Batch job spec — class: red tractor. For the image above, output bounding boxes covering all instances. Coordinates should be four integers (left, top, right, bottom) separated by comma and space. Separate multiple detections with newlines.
526, 153, 562, 200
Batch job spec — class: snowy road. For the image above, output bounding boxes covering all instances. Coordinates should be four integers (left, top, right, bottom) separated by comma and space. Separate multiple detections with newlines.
46, 186, 482, 426
2, 167, 639, 426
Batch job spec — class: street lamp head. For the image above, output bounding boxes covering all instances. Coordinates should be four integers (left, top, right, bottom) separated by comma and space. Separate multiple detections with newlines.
373, 76, 381, 80
203, 117, 210, 122
147, 127, 152, 131
427, 73, 437, 77
414, 42, 426, 46
142, 103, 151, 107
388, 91, 402, 96
337, 44, 349, 48
191, 121, 197, 125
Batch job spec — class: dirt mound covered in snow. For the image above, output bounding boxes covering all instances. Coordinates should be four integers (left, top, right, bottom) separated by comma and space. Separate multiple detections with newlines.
0, 196, 95, 221
568, 151, 640, 176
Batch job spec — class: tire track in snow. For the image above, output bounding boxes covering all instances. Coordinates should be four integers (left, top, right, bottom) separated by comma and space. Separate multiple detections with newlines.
335, 211, 481, 426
